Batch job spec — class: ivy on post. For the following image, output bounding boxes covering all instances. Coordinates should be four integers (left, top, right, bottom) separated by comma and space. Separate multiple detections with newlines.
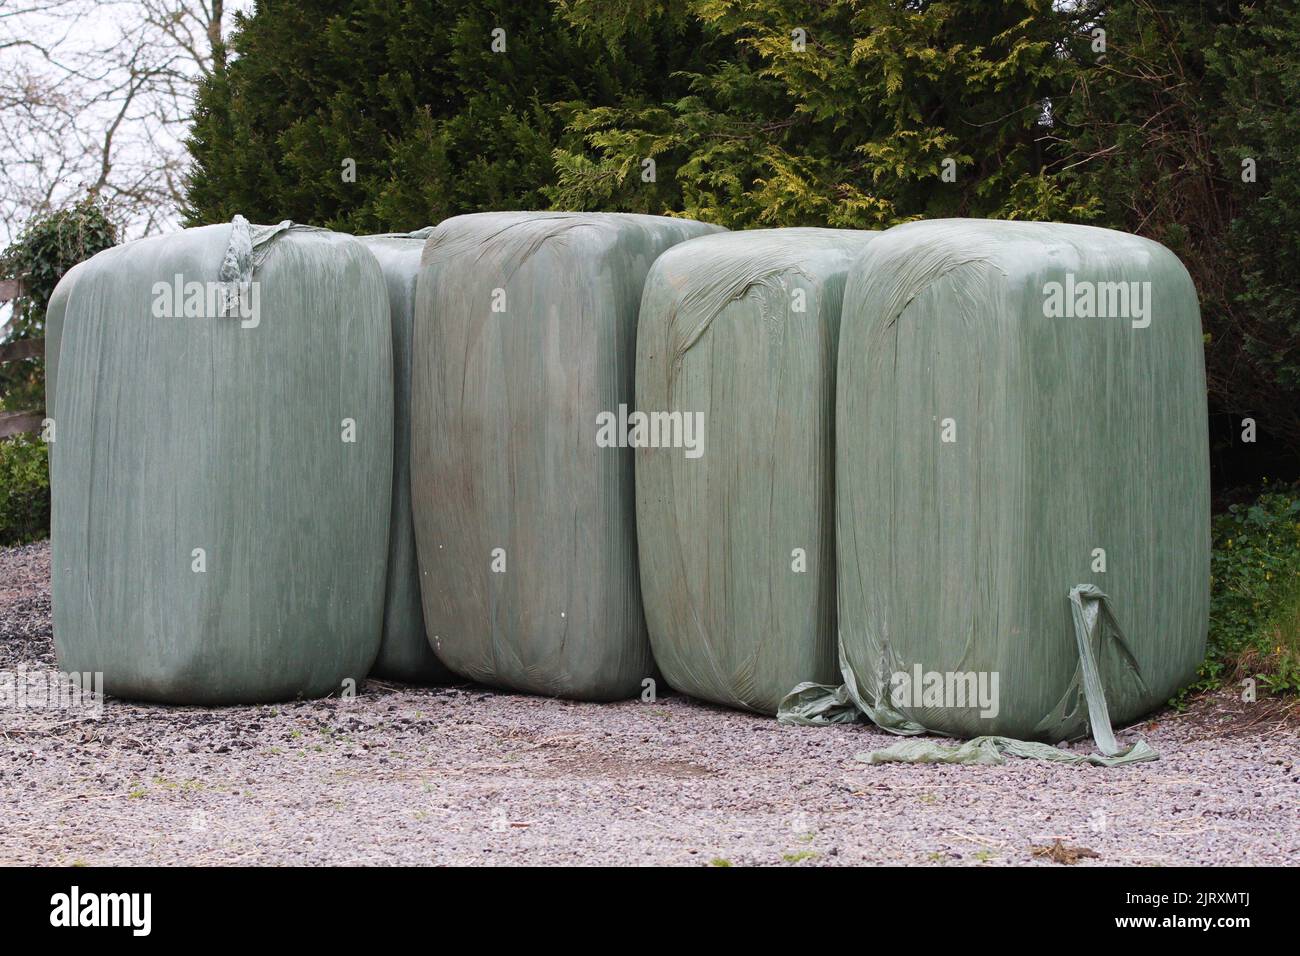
0, 199, 116, 544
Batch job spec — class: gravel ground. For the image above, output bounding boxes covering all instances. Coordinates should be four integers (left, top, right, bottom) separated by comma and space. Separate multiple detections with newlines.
2, 540, 1297, 866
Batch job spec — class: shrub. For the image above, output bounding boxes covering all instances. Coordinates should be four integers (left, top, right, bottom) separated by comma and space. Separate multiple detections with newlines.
1236, 574, 1300, 696
0, 199, 115, 546
0, 435, 50, 546
1206, 482, 1300, 694
0, 198, 116, 414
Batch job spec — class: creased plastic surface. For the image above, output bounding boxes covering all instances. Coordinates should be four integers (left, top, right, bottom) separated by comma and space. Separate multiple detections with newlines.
780, 219, 1210, 749
217, 215, 298, 286
358, 233, 452, 684
847, 585, 1157, 765
51, 221, 393, 704
411, 212, 722, 700
44, 258, 90, 423
636, 228, 877, 713
860, 735, 1158, 767
48, 218, 308, 423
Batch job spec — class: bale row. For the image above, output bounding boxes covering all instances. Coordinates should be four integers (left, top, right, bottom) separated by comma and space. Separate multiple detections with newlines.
46, 213, 1209, 745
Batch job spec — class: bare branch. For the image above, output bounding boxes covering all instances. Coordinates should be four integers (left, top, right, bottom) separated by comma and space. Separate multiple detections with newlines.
0, 0, 247, 242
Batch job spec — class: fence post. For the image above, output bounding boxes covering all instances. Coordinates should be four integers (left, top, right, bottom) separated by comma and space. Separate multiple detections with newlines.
1, 278, 44, 437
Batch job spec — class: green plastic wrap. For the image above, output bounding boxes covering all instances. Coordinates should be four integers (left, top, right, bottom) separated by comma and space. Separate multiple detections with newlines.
635, 228, 877, 714
860, 734, 1158, 767
44, 258, 91, 422
358, 232, 452, 685
51, 218, 394, 704
781, 219, 1210, 746
411, 212, 722, 700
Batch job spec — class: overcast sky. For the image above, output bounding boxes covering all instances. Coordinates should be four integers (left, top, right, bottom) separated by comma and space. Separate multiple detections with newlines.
0, 0, 252, 248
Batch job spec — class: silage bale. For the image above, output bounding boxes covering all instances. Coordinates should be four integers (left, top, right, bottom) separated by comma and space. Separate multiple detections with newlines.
635, 228, 877, 714
358, 232, 453, 685
51, 218, 393, 704
411, 212, 723, 700
826, 219, 1209, 741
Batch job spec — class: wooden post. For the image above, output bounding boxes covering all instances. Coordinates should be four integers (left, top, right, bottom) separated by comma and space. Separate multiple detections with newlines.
0, 338, 43, 363
0, 410, 44, 439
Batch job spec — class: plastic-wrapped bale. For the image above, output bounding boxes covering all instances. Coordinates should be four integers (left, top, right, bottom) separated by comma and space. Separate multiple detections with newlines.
794, 219, 1209, 746
51, 217, 393, 704
635, 228, 878, 714
358, 232, 453, 685
411, 212, 723, 700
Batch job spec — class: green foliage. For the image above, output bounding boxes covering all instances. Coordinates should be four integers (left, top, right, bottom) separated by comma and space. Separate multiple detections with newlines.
1213, 3, 1300, 449
183, 0, 1300, 472
0, 199, 117, 414
184, 0, 717, 232
1257, 576, 1300, 694
0, 435, 50, 546
1045, 0, 1300, 455
549, 0, 1080, 227
1205, 483, 1300, 694
0, 200, 114, 545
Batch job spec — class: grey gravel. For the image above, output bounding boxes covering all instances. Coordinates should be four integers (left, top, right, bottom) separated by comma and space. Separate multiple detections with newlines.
2, 540, 1297, 866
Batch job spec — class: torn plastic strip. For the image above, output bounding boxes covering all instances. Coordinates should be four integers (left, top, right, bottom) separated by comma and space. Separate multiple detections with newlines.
777, 585, 1158, 766
217, 215, 314, 317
